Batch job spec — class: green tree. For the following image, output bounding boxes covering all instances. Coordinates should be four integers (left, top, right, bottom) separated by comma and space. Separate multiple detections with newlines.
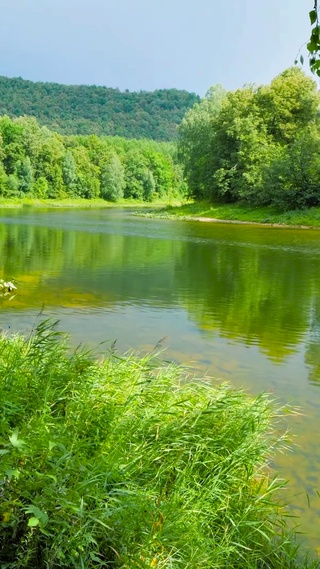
178, 85, 226, 199
178, 68, 320, 209
35, 137, 65, 198
17, 156, 33, 194
32, 176, 49, 198
142, 170, 156, 201
145, 149, 175, 198
262, 127, 320, 209
61, 151, 77, 192
71, 146, 100, 199
0, 163, 8, 196
256, 67, 319, 144
100, 154, 126, 202
0, 115, 185, 203
124, 150, 149, 200
5, 174, 20, 196
209, 86, 269, 202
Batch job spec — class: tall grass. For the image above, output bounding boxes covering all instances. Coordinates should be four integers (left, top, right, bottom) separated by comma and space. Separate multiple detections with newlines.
0, 322, 318, 568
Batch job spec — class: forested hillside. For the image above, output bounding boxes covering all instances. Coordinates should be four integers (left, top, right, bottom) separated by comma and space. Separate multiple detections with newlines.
0, 76, 199, 141
0, 115, 185, 201
178, 68, 320, 210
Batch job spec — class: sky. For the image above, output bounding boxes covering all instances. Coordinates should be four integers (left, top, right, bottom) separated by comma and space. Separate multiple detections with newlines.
0, 0, 314, 96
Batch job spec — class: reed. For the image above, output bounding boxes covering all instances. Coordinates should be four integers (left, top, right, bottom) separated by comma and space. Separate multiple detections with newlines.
0, 321, 318, 568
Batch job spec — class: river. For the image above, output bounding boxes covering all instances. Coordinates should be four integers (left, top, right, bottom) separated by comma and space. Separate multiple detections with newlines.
0, 206, 319, 555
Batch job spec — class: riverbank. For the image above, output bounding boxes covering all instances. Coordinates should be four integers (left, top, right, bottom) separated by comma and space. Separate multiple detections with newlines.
0, 197, 182, 209
0, 322, 318, 568
139, 201, 320, 228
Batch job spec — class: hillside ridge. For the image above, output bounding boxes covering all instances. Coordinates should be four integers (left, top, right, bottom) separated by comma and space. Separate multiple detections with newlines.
0, 75, 199, 141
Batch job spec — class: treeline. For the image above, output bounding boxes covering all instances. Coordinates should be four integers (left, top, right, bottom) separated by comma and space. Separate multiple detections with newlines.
0, 115, 185, 201
178, 68, 320, 210
0, 76, 199, 141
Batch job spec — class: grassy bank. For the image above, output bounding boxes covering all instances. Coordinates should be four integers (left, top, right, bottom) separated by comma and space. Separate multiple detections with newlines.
142, 201, 320, 228
0, 322, 318, 568
0, 197, 182, 209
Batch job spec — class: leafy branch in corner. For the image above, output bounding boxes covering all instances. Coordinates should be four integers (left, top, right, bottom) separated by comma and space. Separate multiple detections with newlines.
307, 1, 320, 76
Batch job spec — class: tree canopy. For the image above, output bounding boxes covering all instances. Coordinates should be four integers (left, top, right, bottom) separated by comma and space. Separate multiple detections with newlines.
178, 68, 320, 210
0, 76, 199, 142
0, 115, 185, 202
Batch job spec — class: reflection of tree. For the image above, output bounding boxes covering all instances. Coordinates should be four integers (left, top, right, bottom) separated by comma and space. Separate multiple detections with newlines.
0, 220, 182, 308
174, 228, 316, 363
305, 299, 320, 386
1, 216, 320, 374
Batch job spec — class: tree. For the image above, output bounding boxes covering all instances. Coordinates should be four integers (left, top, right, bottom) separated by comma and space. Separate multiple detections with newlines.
0, 163, 8, 196
178, 86, 226, 199
124, 150, 149, 200
100, 154, 126, 202
144, 148, 175, 198
32, 176, 49, 199
178, 68, 320, 209
261, 127, 320, 209
61, 151, 76, 191
70, 146, 100, 199
17, 156, 33, 193
209, 86, 276, 203
256, 67, 319, 145
35, 137, 65, 198
0, 115, 185, 203
5, 174, 20, 197
142, 170, 156, 201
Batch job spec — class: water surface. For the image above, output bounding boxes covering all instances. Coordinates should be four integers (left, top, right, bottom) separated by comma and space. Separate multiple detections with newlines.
0, 207, 319, 555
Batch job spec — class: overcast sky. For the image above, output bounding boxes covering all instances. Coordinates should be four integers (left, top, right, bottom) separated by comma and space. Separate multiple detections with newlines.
0, 0, 313, 95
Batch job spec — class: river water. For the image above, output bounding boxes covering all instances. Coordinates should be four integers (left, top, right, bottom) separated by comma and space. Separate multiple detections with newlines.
0, 207, 319, 555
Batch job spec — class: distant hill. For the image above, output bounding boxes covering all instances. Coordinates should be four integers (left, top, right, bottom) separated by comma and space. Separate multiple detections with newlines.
0, 76, 199, 141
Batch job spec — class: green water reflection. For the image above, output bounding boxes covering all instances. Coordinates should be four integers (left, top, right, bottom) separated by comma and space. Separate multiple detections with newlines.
0, 208, 319, 555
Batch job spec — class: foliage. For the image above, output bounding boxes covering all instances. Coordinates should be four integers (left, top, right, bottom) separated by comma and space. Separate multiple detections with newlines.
100, 154, 126, 201
0, 116, 184, 202
178, 68, 320, 210
306, 2, 320, 76
178, 85, 226, 199
261, 127, 320, 209
0, 76, 199, 141
0, 322, 317, 568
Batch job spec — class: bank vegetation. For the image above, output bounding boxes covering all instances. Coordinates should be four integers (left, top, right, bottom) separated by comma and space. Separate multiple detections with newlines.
0, 322, 318, 568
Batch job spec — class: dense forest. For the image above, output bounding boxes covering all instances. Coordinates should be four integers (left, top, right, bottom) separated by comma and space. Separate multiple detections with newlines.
178, 68, 320, 210
1, 68, 320, 210
0, 115, 185, 201
0, 76, 199, 141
